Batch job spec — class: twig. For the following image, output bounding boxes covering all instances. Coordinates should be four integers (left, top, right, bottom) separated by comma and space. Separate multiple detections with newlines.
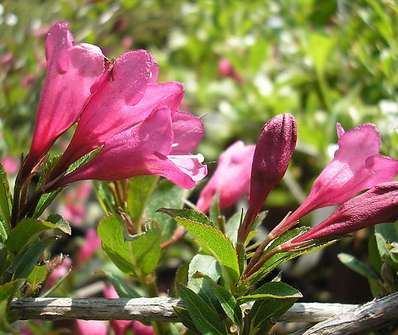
10, 293, 398, 334
302, 291, 398, 335
10, 297, 357, 322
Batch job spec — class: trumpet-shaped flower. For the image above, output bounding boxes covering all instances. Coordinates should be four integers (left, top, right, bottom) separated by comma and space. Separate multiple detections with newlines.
196, 141, 255, 213
283, 182, 398, 249
53, 106, 206, 189
26, 22, 105, 172
270, 123, 398, 239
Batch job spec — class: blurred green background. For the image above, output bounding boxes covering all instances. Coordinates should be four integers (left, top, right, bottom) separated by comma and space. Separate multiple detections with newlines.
1, 0, 398, 305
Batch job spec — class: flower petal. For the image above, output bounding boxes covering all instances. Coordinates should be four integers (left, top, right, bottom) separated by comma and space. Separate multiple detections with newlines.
171, 111, 205, 154
28, 22, 105, 168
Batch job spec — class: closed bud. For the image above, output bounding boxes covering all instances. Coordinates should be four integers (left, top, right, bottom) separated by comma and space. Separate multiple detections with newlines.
239, 114, 297, 241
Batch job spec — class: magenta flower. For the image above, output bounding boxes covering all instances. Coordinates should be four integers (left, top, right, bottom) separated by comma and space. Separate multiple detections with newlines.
42, 48, 206, 190
25, 22, 105, 172
61, 181, 92, 225
45, 256, 71, 288
75, 320, 108, 335
282, 182, 398, 249
77, 228, 101, 265
218, 58, 242, 83
196, 141, 255, 213
270, 123, 398, 239
1, 156, 19, 174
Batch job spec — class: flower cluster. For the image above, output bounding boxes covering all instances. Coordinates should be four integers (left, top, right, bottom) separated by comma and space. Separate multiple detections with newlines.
22, 22, 207, 192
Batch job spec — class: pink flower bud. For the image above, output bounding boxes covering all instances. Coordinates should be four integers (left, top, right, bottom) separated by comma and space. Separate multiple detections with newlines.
244, 114, 297, 229
196, 141, 255, 213
284, 182, 398, 248
218, 58, 242, 83
77, 228, 101, 264
270, 123, 398, 239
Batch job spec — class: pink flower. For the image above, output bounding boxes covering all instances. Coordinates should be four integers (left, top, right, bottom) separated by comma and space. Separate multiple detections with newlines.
239, 114, 296, 241
1, 156, 19, 174
196, 141, 255, 213
218, 58, 242, 83
45, 256, 71, 288
270, 123, 398, 239
103, 285, 154, 335
61, 181, 92, 225
75, 320, 108, 335
25, 22, 105, 172
132, 321, 154, 335
77, 228, 101, 264
50, 90, 206, 189
282, 182, 398, 249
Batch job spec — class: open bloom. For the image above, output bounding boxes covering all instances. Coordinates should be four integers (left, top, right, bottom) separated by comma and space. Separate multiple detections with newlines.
44, 47, 206, 190
196, 141, 255, 213
282, 182, 398, 249
25, 22, 105, 173
269, 123, 398, 239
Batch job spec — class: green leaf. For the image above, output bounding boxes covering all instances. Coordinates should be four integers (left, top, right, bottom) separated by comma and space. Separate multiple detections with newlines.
98, 215, 161, 275
0, 164, 11, 227
167, 214, 240, 284
33, 190, 61, 218
0, 217, 8, 243
203, 277, 242, 325
0, 279, 23, 301
7, 218, 70, 254
247, 227, 334, 284
375, 223, 398, 260
94, 181, 117, 215
159, 208, 214, 227
225, 211, 242, 247
27, 265, 48, 292
209, 194, 221, 224
238, 281, 302, 303
146, 180, 188, 240
127, 176, 158, 224
179, 286, 228, 335
188, 254, 221, 283
12, 238, 52, 279
338, 253, 380, 281
103, 271, 141, 298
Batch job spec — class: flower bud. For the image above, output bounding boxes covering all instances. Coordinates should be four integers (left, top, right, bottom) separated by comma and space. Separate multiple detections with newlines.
239, 114, 297, 241
285, 182, 398, 248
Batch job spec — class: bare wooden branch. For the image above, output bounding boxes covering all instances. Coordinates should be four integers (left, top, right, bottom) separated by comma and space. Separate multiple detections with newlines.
303, 291, 398, 335
10, 297, 357, 323
9, 292, 398, 335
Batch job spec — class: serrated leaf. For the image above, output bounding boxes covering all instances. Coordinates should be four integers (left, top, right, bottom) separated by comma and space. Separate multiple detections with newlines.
98, 215, 161, 275
179, 286, 228, 335
7, 218, 70, 253
338, 253, 380, 281
0, 217, 8, 243
127, 176, 158, 225
238, 281, 302, 303
169, 214, 240, 284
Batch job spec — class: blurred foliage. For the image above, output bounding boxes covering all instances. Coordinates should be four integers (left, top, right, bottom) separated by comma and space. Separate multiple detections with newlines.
2, 0, 398, 213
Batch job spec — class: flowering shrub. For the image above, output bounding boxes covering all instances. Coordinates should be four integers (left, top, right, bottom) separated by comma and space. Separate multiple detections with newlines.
1, 4, 398, 335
